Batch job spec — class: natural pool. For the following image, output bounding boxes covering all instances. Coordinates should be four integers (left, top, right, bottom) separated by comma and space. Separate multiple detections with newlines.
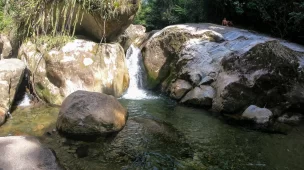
0, 97, 304, 170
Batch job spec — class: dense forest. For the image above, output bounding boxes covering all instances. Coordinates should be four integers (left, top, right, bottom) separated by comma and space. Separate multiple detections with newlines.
135, 0, 304, 44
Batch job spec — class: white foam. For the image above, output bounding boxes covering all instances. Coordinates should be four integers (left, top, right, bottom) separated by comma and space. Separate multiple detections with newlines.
18, 93, 32, 107
122, 45, 158, 100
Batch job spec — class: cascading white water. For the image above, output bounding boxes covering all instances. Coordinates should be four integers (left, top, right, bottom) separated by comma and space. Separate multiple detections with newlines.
18, 93, 32, 107
122, 45, 157, 100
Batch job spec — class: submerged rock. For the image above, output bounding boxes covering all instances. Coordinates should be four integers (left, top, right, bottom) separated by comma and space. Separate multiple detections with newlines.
56, 90, 128, 137
0, 136, 62, 170
19, 40, 129, 105
241, 105, 273, 124
45, 116, 192, 169
278, 113, 303, 125
142, 23, 304, 122
0, 59, 26, 125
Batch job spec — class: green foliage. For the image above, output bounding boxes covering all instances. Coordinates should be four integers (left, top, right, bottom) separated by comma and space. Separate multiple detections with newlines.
0, 0, 137, 48
135, 0, 304, 43
0, 0, 15, 33
15, 0, 136, 38
135, 0, 206, 30
30, 35, 75, 51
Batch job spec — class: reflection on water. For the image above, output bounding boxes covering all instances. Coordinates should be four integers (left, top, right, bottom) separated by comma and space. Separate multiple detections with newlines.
0, 98, 304, 170
0, 105, 59, 136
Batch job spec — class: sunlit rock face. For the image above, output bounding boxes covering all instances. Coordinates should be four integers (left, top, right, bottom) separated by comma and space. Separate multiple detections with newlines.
142, 23, 304, 122
0, 136, 63, 170
56, 90, 128, 137
0, 34, 13, 59
118, 24, 147, 51
0, 59, 26, 125
19, 39, 129, 105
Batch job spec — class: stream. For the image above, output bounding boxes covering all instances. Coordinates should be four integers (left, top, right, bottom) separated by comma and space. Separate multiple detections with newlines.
0, 45, 304, 170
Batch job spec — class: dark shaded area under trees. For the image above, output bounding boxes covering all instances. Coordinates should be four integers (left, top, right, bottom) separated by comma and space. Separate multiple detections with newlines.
135, 0, 304, 44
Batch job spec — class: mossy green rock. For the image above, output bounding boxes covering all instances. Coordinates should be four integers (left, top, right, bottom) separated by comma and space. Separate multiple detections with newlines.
0, 59, 26, 125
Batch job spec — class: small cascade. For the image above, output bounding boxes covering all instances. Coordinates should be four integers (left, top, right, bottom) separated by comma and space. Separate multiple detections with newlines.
18, 93, 32, 107
122, 45, 157, 100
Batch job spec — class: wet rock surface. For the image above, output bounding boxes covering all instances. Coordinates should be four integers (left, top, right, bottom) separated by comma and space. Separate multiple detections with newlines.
56, 90, 128, 137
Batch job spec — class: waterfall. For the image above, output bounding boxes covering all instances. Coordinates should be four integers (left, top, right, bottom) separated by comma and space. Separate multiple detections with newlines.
122, 45, 157, 100
18, 93, 32, 107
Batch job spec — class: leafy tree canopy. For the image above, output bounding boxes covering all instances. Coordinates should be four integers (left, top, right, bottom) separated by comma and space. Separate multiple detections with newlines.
135, 0, 304, 43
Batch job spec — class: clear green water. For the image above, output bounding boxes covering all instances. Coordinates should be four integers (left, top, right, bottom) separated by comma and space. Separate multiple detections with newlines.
0, 97, 304, 170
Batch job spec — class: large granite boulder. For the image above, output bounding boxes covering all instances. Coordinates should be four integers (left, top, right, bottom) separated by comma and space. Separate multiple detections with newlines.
0, 59, 26, 125
142, 25, 224, 89
142, 23, 304, 121
73, 2, 139, 42
19, 39, 129, 105
0, 136, 62, 170
56, 90, 128, 137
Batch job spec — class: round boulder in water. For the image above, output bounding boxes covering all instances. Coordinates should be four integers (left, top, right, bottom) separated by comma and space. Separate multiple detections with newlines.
56, 90, 128, 137
242, 105, 273, 124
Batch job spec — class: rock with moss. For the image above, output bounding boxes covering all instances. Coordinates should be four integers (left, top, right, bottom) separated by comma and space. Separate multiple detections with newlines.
142, 23, 304, 122
19, 39, 129, 105
73, 1, 139, 42
18, 0, 139, 42
56, 90, 128, 137
118, 24, 151, 51
0, 34, 13, 59
0, 59, 26, 126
